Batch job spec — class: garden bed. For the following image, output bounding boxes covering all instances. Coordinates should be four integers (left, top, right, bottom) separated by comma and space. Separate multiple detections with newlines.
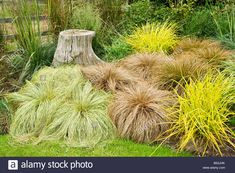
0, 0, 234, 157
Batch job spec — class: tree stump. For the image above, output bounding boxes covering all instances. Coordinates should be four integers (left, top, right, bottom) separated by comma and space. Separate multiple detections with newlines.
52, 29, 102, 66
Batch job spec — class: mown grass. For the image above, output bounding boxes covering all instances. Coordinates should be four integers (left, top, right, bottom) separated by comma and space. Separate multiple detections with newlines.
0, 135, 192, 157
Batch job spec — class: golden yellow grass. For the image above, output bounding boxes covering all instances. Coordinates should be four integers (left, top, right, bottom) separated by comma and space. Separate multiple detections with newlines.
125, 22, 178, 53
163, 73, 235, 156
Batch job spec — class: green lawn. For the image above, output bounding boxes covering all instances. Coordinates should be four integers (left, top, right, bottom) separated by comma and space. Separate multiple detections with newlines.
0, 135, 192, 157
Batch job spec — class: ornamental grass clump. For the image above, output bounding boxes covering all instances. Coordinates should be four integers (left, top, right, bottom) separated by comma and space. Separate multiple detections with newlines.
174, 38, 233, 66
166, 73, 235, 156
222, 56, 235, 111
8, 81, 60, 140
154, 55, 209, 93
126, 22, 178, 53
174, 38, 220, 53
81, 63, 139, 93
118, 53, 173, 82
222, 59, 235, 78
108, 83, 176, 143
7, 65, 115, 147
31, 66, 84, 86
37, 81, 115, 147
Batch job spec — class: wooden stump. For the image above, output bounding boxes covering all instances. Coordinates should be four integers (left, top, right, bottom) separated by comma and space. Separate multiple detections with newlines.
52, 29, 102, 66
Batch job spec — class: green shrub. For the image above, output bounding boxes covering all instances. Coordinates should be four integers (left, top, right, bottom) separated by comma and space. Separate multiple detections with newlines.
152, 6, 174, 22
71, 4, 102, 32
166, 0, 232, 7
24, 42, 56, 79
213, 5, 235, 49
122, 1, 188, 33
229, 117, 235, 126
167, 0, 195, 6
104, 37, 133, 61
8, 42, 56, 82
71, 3, 105, 57
183, 8, 217, 37
7, 66, 115, 147
165, 72, 235, 156
121, 0, 154, 32
149, 5, 190, 34
95, 0, 126, 27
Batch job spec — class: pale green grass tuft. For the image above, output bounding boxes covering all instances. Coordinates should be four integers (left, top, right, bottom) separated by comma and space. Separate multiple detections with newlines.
7, 65, 115, 147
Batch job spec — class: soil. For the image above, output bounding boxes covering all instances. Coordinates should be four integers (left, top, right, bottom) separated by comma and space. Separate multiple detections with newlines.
163, 136, 235, 157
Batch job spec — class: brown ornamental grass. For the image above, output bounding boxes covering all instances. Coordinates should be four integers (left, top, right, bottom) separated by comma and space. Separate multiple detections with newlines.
81, 62, 139, 93
108, 82, 176, 143
118, 53, 173, 82
154, 55, 209, 93
118, 52, 209, 95
174, 38, 233, 66
174, 38, 220, 53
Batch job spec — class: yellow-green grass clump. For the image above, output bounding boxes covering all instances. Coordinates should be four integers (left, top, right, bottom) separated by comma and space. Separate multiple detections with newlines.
126, 22, 178, 53
165, 73, 235, 156
7, 65, 115, 147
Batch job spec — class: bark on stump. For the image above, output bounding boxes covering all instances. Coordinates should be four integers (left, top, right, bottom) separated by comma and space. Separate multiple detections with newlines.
52, 29, 102, 66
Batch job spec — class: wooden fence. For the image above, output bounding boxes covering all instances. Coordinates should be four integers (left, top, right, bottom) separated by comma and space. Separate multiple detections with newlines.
0, 16, 49, 40
0, 0, 131, 41
0, 0, 48, 40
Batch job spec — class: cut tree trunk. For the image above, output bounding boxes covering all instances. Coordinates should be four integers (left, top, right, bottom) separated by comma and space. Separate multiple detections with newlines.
52, 29, 102, 66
